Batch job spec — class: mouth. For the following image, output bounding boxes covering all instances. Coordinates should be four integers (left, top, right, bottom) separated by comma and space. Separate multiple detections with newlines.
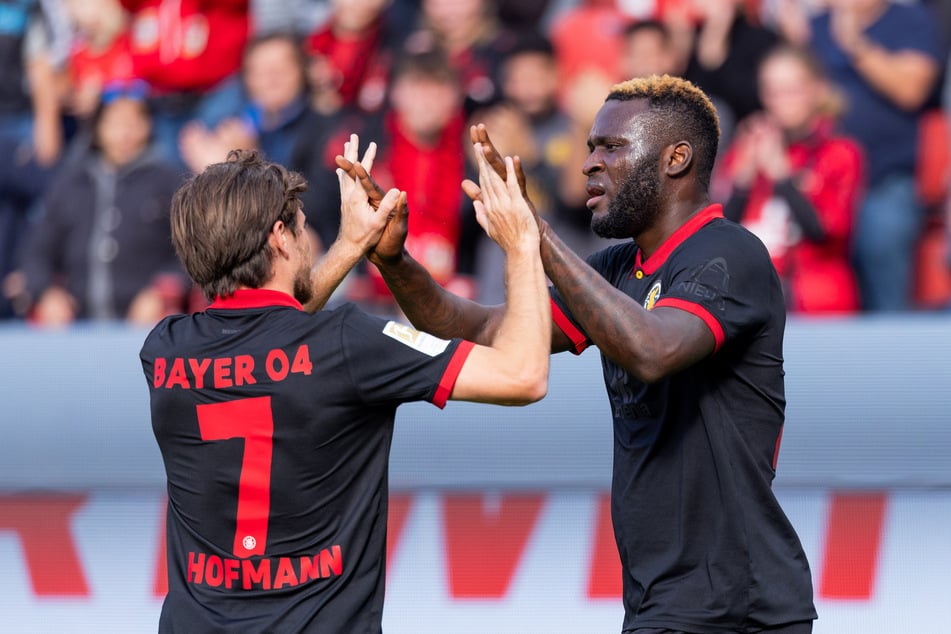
586, 184, 606, 210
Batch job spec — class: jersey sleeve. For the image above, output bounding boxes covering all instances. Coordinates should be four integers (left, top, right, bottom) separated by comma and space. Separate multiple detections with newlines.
338, 306, 474, 409
653, 223, 779, 352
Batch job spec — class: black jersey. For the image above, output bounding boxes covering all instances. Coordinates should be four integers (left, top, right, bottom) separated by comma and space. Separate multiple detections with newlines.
552, 205, 817, 633
140, 289, 473, 633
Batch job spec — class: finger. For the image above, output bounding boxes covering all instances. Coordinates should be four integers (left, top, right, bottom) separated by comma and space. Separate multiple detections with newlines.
335, 154, 357, 175
344, 133, 358, 164
472, 199, 489, 232
512, 155, 528, 196
378, 187, 402, 215
461, 178, 481, 202
397, 191, 408, 221
352, 161, 387, 201
361, 141, 377, 173
476, 142, 506, 202
476, 126, 507, 180
469, 124, 480, 145
473, 143, 498, 207
505, 156, 521, 195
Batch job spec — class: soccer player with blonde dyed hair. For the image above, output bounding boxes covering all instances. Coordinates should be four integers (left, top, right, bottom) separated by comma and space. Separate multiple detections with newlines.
354, 74, 818, 632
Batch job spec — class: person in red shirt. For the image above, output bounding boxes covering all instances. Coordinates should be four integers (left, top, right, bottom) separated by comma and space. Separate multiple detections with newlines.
120, 0, 249, 165
305, 0, 394, 115
301, 48, 470, 310
63, 0, 135, 120
718, 44, 865, 314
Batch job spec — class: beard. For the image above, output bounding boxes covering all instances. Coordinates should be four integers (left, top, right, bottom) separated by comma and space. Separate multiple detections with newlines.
591, 156, 662, 239
292, 253, 314, 306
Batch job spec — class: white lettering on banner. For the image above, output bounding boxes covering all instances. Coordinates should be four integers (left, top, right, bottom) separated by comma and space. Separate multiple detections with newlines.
1, 491, 951, 633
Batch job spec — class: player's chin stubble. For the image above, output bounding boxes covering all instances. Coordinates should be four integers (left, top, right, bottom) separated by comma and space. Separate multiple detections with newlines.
591, 157, 662, 240
293, 262, 314, 306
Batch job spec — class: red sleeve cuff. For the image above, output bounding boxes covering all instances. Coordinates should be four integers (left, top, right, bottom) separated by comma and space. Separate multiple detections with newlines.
551, 298, 590, 355
431, 340, 476, 409
653, 298, 725, 352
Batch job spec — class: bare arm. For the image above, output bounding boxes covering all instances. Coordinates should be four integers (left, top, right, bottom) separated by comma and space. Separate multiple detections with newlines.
538, 222, 714, 384
339, 142, 505, 344
449, 152, 550, 404
848, 45, 938, 111
832, 8, 939, 112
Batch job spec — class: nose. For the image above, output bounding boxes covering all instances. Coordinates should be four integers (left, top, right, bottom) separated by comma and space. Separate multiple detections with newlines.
582, 149, 603, 176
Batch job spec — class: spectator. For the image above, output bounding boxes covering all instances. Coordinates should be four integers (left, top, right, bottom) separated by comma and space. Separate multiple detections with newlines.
305, 0, 396, 116
471, 30, 601, 302
669, 0, 779, 140
121, 0, 250, 166
179, 33, 314, 173
619, 19, 682, 81
0, 0, 66, 318
718, 44, 865, 314
779, 0, 945, 310
62, 0, 133, 121
406, 0, 515, 112
549, 0, 628, 87
15, 83, 186, 327
301, 48, 467, 311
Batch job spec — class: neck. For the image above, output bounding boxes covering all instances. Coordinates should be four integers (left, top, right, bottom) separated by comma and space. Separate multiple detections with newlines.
636, 194, 711, 259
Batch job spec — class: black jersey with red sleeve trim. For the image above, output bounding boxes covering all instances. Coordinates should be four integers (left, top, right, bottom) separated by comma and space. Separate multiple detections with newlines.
550, 205, 816, 632
140, 289, 473, 633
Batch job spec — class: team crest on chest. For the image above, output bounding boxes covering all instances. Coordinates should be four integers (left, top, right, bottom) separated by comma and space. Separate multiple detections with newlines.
644, 281, 662, 310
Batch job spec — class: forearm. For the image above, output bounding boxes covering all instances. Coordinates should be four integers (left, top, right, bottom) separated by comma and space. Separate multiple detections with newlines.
478, 242, 551, 402
540, 224, 667, 381
375, 251, 501, 343
850, 44, 938, 111
773, 179, 825, 241
304, 239, 365, 312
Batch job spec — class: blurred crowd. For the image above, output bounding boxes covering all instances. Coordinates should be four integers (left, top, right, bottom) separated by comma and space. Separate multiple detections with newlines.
1, 0, 949, 327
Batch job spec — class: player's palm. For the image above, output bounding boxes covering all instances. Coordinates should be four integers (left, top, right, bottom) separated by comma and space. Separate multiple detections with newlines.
472, 144, 539, 254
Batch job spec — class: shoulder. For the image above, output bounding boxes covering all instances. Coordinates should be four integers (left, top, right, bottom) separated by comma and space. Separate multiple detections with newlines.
680, 218, 773, 271
873, 5, 944, 55
140, 313, 190, 357
817, 135, 864, 169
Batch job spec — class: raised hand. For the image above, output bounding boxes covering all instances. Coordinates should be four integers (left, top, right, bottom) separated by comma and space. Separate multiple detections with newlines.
471, 142, 539, 254
334, 139, 409, 265
462, 123, 530, 204
336, 133, 402, 255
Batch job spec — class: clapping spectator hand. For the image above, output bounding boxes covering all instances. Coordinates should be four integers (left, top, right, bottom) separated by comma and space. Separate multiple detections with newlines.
179, 119, 257, 174
730, 115, 791, 188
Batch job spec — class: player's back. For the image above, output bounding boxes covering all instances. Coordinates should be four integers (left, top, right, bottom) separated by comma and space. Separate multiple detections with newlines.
141, 295, 398, 633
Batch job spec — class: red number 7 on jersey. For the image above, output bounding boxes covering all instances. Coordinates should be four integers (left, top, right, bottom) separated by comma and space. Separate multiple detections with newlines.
197, 397, 273, 558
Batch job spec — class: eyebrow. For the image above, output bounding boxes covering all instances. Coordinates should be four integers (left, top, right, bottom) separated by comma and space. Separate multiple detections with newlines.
587, 135, 627, 149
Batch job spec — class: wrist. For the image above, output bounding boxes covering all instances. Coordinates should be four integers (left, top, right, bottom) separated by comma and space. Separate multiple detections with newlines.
846, 36, 875, 61
327, 238, 366, 267
369, 247, 408, 269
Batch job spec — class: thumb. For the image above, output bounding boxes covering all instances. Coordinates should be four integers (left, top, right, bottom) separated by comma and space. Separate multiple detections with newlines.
378, 188, 402, 216
396, 191, 409, 220
461, 178, 481, 202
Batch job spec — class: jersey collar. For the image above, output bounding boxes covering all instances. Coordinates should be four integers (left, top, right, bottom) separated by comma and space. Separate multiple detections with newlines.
633, 204, 724, 277
209, 288, 303, 311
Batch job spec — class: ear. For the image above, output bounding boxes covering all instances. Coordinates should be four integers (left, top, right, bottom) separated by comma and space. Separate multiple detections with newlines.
269, 220, 291, 258
665, 141, 693, 178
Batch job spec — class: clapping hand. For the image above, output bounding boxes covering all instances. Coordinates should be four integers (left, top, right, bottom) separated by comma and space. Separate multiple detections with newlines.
334, 134, 403, 257
470, 142, 539, 254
